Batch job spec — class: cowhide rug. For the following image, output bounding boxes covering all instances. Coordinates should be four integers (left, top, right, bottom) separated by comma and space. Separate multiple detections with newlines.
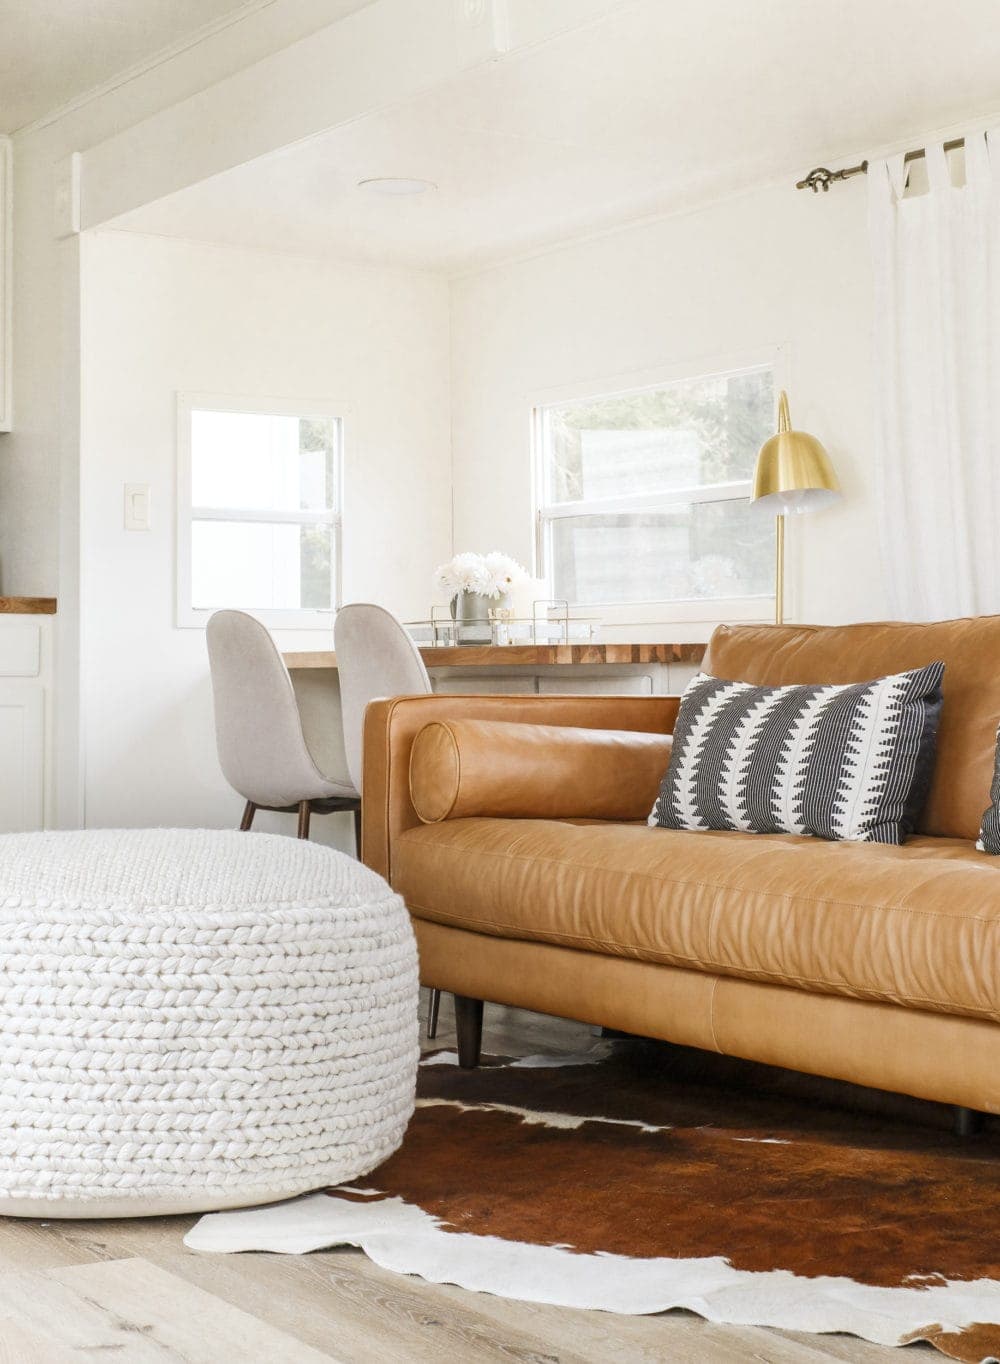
187, 1040, 1000, 1363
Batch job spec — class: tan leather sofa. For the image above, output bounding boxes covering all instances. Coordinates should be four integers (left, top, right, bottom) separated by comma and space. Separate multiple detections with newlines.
362, 617, 1000, 1119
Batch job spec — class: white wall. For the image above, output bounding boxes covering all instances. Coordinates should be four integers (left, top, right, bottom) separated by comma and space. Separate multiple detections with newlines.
76, 177, 888, 843
3, 0, 620, 594
449, 179, 884, 635
0, 0, 897, 834
5, 0, 362, 599
4, 0, 403, 829
7, 0, 577, 829
79, 229, 450, 843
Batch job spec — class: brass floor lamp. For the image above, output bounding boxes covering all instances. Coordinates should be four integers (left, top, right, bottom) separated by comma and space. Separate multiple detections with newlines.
751, 391, 841, 625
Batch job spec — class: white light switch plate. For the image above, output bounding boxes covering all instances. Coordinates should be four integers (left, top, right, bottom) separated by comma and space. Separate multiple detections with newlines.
124, 483, 151, 531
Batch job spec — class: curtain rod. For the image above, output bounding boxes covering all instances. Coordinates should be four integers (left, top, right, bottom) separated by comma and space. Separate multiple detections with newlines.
796, 137, 966, 192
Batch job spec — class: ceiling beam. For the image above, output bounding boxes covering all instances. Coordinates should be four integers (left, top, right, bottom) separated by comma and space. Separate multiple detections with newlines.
79, 0, 630, 231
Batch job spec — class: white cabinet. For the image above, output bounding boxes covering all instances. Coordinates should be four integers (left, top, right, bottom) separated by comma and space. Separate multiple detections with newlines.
431, 674, 537, 695
0, 687, 43, 830
537, 674, 653, 696
428, 662, 692, 697
0, 137, 9, 432
0, 615, 53, 831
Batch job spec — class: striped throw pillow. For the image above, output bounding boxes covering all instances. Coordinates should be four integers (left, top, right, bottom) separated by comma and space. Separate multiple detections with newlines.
977, 728, 1000, 853
650, 663, 945, 844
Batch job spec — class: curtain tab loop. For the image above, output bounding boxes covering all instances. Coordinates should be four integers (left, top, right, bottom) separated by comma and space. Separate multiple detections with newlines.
925, 143, 952, 194
886, 153, 908, 201
971, 129, 999, 183
964, 132, 990, 187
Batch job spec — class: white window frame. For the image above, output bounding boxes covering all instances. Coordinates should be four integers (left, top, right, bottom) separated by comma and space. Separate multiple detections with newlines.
176, 392, 345, 630
530, 351, 784, 625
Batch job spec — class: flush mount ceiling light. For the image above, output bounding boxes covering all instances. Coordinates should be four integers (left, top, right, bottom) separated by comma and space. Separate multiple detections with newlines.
357, 177, 437, 196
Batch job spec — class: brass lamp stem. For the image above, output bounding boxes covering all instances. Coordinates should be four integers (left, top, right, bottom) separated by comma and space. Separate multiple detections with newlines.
775, 514, 785, 626
774, 391, 790, 626
754, 390, 837, 627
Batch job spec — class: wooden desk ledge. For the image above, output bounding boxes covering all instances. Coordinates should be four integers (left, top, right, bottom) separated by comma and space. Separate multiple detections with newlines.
283, 642, 706, 670
0, 598, 57, 615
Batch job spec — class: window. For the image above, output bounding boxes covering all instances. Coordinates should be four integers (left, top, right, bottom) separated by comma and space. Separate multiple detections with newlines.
534, 364, 776, 610
177, 395, 342, 628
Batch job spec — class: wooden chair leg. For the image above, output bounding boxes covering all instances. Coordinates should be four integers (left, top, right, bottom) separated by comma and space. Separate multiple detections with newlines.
426, 988, 441, 1040
239, 801, 256, 831
353, 805, 362, 859
454, 994, 484, 1069
297, 800, 311, 840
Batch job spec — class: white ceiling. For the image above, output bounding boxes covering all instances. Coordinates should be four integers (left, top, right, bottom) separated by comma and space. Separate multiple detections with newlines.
114, 0, 1000, 274
0, 0, 255, 132
0, 0, 374, 134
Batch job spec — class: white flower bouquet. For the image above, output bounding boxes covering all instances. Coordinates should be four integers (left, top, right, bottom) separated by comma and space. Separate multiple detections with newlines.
434, 551, 527, 601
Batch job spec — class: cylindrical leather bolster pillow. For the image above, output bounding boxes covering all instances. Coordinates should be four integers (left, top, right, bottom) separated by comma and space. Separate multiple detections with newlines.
408, 718, 672, 824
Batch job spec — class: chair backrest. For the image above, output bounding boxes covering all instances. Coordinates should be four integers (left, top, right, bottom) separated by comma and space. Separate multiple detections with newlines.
206, 609, 336, 807
334, 603, 432, 791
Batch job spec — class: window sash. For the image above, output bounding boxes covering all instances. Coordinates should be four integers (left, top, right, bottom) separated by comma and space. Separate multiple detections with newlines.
531, 359, 778, 612
190, 507, 339, 526
536, 482, 760, 604
176, 391, 345, 629
538, 479, 751, 520
189, 520, 339, 614
536, 497, 770, 609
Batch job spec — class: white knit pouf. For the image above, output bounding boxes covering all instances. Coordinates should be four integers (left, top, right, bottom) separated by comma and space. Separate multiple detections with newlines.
0, 828, 419, 1218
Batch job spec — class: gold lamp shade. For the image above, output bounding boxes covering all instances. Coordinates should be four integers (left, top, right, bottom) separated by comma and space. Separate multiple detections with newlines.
752, 392, 840, 514
751, 391, 841, 625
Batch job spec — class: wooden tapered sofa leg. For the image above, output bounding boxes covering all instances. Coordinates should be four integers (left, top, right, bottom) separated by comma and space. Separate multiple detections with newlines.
426, 987, 441, 1040
239, 801, 256, 831
454, 995, 484, 1069
954, 1105, 985, 1137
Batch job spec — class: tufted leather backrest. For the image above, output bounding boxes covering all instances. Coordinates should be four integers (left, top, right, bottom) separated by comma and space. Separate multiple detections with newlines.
705, 617, 1000, 841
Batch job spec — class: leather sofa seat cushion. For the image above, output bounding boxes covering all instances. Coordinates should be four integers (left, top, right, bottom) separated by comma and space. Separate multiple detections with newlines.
705, 617, 1000, 842
394, 819, 1000, 1022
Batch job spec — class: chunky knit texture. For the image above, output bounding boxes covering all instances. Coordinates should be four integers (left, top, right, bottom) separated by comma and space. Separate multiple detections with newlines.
0, 828, 419, 1212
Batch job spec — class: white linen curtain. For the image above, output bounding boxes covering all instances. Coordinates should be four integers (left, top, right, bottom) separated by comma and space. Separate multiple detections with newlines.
868, 132, 1000, 619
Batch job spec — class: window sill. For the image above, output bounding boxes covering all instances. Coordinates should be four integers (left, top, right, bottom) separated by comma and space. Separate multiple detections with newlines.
177, 607, 336, 631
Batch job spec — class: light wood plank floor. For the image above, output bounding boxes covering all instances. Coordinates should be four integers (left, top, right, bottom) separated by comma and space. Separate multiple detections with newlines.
0, 998, 938, 1363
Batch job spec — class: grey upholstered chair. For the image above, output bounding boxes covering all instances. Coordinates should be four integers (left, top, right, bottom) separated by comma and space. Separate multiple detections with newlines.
333, 603, 440, 1034
334, 602, 432, 792
206, 609, 360, 843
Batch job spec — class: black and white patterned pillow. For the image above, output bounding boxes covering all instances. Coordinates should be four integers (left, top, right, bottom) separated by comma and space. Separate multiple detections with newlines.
977, 727, 1000, 853
650, 663, 945, 844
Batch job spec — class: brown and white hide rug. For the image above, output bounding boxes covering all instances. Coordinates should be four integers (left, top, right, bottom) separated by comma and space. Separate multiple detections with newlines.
186, 1041, 1000, 1362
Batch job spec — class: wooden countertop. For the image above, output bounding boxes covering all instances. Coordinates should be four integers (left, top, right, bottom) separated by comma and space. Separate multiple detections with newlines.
284, 642, 706, 670
0, 597, 56, 615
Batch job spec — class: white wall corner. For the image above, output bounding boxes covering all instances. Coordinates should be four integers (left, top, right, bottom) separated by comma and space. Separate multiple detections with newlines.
53, 153, 81, 239
0, 137, 11, 432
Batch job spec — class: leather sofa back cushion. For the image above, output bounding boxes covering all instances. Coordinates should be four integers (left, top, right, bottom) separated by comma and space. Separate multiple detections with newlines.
409, 719, 672, 824
706, 617, 1000, 840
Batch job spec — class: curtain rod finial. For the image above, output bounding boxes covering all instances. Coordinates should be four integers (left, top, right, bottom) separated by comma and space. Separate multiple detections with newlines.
796, 160, 869, 193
